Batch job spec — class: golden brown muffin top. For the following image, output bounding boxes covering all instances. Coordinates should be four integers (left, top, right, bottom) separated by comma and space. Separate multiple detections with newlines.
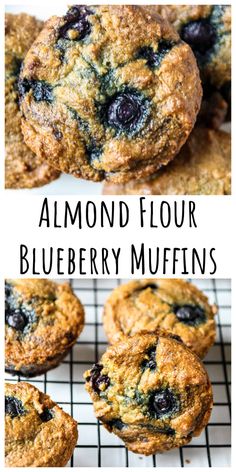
103, 279, 217, 358
5, 279, 84, 371
5, 382, 78, 467
84, 330, 213, 455
19, 5, 201, 183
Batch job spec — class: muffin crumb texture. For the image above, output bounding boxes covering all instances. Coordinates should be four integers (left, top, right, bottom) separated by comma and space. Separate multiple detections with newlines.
19, 5, 202, 183
5, 382, 78, 467
85, 331, 213, 455
5, 279, 84, 376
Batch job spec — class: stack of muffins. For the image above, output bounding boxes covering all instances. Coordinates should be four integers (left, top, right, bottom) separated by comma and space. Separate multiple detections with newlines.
5, 5, 231, 193
5, 278, 217, 465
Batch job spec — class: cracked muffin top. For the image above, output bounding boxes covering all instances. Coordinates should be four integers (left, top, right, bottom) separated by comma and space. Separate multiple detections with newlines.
19, 5, 202, 183
5, 382, 78, 466
5, 279, 84, 375
5, 13, 60, 189
103, 279, 217, 358
103, 127, 231, 196
158, 4, 231, 89
84, 331, 213, 455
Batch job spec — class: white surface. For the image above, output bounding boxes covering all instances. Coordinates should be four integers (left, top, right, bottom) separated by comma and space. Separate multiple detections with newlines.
6, 278, 231, 467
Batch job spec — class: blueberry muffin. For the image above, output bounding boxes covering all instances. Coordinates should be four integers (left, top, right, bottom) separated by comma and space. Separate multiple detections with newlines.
103, 279, 217, 358
84, 331, 213, 455
19, 5, 202, 183
5, 279, 84, 376
159, 5, 231, 89
5, 13, 60, 189
103, 128, 231, 196
5, 382, 78, 466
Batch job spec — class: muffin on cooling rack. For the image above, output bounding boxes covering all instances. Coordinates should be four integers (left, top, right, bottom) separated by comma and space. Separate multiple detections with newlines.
84, 331, 213, 455
5, 279, 84, 376
103, 127, 231, 196
103, 279, 217, 358
5, 382, 78, 466
5, 13, 60, 189
19, 5, 201, 183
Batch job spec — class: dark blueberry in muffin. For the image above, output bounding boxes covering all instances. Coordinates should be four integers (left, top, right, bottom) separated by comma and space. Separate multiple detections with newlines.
86, 363, 110, 394
52, 127, 63, 141
174, 304, 206, 326
5, 302, 36, 333
181, 20, 216, 55
39, 408, 54, 422
138, 40, 173, 69
31, 81, 53, 103
107, 419, 126, 430
141, 347, 157, 370
18, 78, 53, 103
148, 389, 179, 419
86, 144, 103, 164
106, 89, 149, 136
59, 5, 92, 41
5, 396, 25, 418
5, 282, 37, 333
6, 311, 27, 331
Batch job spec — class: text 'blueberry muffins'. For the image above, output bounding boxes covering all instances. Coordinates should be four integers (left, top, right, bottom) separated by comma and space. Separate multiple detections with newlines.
5, 13, 60, 189
5, 279, 84, 376
84, 331, 213, 455
103, 127, 231, 196
103, 279, 217, 358
5, 382, 78, 467
158, 4, 231, 89
19, 5, 202, 183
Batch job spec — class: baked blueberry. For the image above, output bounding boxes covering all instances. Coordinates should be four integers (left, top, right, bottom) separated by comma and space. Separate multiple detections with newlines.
138, 40, 173, 69
5, 396, 25, 418
103, 279, 217, 358
5, 279, 84, 376
5, 281, 37, 333
18, 79, 53, 103
181, 20, 216, 56
19, 5, 202, 183
107, 419, 126, 430
106, 89, 149, 136
174, 304, 206, 326
5, 382, 78, 467
148, 389, 179, 419
86, 363, 110, 394
39, 408, 54, 422
6, 311, 28, 331
59, 5, 92, 41
84, 331, 213, 455
141, 347, 157, 370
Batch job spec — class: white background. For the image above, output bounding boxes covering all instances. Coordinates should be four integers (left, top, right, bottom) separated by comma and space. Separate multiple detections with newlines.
0, 195, 234, 278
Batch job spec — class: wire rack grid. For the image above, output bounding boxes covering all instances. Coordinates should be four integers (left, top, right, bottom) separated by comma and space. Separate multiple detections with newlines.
5, 279, 231, 467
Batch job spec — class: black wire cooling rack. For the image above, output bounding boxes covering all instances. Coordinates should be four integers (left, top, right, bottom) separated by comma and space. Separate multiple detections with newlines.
5, 279, 231, 467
